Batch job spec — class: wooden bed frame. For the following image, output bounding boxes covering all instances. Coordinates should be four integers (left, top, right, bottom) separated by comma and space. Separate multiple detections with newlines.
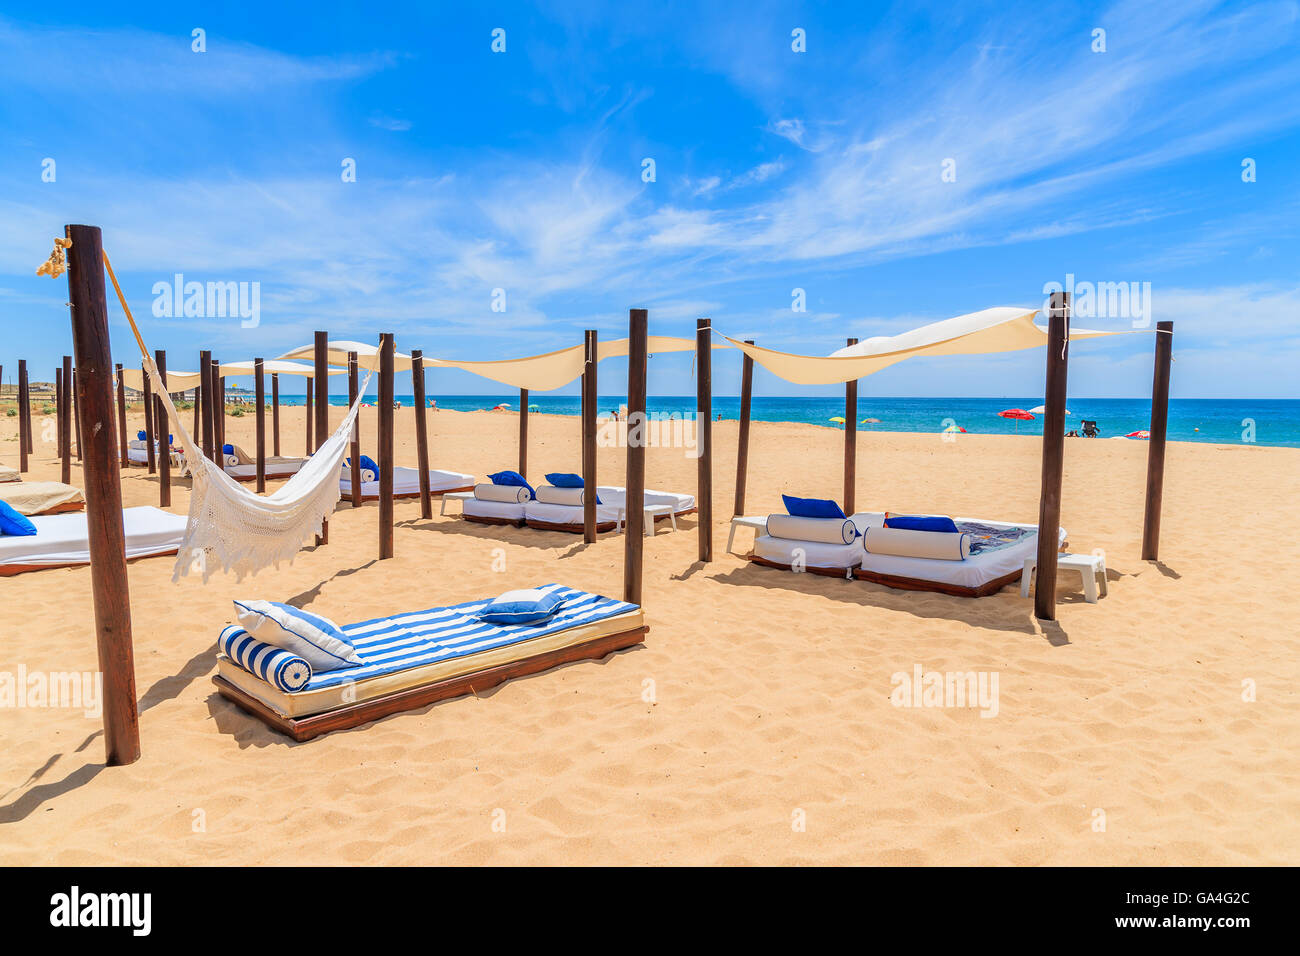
0, 547, 180, 578
462, 513, 527, 527
853, 566, 1024, 598
213, 624, 649, 741
747, 554, 857, 579
525, 506, 696, 535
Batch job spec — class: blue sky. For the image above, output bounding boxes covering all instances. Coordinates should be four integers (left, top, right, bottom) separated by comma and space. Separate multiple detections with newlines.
2, 1, 1297, 398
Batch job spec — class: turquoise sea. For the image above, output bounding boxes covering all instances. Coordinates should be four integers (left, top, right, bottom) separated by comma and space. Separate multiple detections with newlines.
278, 394, 1300, 448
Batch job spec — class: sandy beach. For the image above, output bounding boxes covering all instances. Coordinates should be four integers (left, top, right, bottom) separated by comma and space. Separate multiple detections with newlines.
1, 403, 1297, 866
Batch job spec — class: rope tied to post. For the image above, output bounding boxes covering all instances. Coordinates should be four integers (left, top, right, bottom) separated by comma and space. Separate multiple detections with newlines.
35, 237, 72, 278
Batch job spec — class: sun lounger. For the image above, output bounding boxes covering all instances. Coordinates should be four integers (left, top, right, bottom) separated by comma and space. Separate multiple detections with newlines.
462, 496, 530, 526
0, 463, 20, 483
0, 505, 187, 576
523, 486, 696, 534
339, 466, 475, 501
750, 512, 1067, 595
212, 584, 647, 740
0, 481, 85, 516
206, 444, 307, 482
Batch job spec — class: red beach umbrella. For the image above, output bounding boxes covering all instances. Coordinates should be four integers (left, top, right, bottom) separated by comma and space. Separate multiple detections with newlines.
1125, 430, 1150, 439
998, 408, 1034, 433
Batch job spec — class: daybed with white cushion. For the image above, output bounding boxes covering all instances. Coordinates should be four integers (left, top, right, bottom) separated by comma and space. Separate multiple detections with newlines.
0, 505, 187, 576
339, 466, 475, 501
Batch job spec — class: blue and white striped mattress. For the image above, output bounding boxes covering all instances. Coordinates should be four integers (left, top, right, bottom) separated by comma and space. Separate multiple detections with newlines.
216, 584, 643, 716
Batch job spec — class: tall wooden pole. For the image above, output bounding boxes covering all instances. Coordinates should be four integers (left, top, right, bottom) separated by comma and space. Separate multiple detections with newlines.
115, 362, 128, 466
61, 356, 73, 483
314, 332, 329, 545
412, 350, 433, 519
22, 361, 33, 455
378, 333, 395, 560
17, 360, 28, 472
192, 378, 201, 451
304, 377, 314, 456
624, 309, 648, 604
347, 352, 361, 507
218, 371, 227, 455
1034, 291, 1070, 621
72, 367, 82, 461
696, 317, 713, 563
199, 351, 214, 463
1142, 321, 1174, 561
271, 373, 281, 457
582, 330, 598, 542
519, 387, 529, 478
734, 341, 754, 516
254, 358, 266, 493
155, 350, 170, 507
55, 365, 64, 467
65, 223, 140, 766
844, 337, 858, 514
142, 362, 156, 474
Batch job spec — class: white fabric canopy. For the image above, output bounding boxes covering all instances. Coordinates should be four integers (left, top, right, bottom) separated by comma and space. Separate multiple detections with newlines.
277, 340, 412, 372
724, 307, 1132, 386
121, 360, 340, 394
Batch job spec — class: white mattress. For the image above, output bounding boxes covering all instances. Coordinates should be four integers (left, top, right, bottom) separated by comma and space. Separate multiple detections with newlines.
462, 498, 527, 523
340, 466, 474, 497
0, 506, 187, 570
226, 460, 304, 479
524, 500, 623, 526
595, 486, 697, 513
752, 535, 864, 571
854, 512, 1066, 589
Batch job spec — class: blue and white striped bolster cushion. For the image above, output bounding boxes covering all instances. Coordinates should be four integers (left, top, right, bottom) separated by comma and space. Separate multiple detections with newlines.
219, 625, 313, 693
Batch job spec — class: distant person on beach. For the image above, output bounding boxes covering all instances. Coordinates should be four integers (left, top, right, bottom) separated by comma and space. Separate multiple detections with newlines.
428, 398, 437, 410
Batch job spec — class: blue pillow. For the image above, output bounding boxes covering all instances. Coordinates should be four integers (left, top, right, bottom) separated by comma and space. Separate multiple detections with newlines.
222, 443, 235, 455
345, 455, 381, 474
0, 500, 37, 536
137, 430, 147, 441
782, 494, 846, 519
233, 600, 363, 672
884, 513, 960, 534
545, 472, 584, 488
475, 588, 565, 626
489, 470, 536, 499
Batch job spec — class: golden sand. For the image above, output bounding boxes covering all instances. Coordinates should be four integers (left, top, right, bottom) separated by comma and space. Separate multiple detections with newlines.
1, 403, 1297, 864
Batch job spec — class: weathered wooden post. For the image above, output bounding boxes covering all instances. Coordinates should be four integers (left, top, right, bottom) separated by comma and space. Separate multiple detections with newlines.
72, 367, 82, 461
199, 350, 214, 462
624, 309, 648, 604
314, 331, 329, 545
17, 360, 29, 472
582, 330, 598, 542
155, 350, 170, 507
1034, 291, 1070, 621
65, 223, 141, 766
55, 364, 64, 468
271, 372, 281, 457
304, 378, 314, 456
141, 362, 156, 474
378, 333, 395, 560
22, 361, 33, 456
115, 362, 128, 466
411, 349, 433, 519
696, 317, 713, 563
347, 352, 362, 507
61, 357, 73, 484
844, 337, 858, 514
1141, 322, 1174, 561
734, 340, 754, 516
255, 358, 266, 493
519, 387, 529, 478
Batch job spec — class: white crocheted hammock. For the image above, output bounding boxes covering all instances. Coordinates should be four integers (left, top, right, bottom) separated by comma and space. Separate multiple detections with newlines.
104, 253, 373, 582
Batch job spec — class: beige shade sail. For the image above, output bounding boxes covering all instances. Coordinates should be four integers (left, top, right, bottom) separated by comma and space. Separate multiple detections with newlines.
277, 339, 412, 373
722, 307, 1135, 386
120, 367, 202, 393
120, 360, 341, 394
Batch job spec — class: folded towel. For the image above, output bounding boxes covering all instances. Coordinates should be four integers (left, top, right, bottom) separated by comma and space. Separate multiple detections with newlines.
474, 482, 531, 503
359, 469, 377, 483
223, 454, 240, 469
219, 624, 314, 692
863, 526, 970, 561
535, 485, 586, 506
766, 513, 857, 545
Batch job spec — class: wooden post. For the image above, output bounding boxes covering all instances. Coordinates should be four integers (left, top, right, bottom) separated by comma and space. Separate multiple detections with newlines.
1034, 291, 1070, 621
696, 317, 713, 563
22, 361, 33, 455
17, 360, 28, 472
254, 358, 266, 493
314, 332, 329, 545
734, 341, 754, 516
55, 364, 64, 467
624, 309, 648, 604
304, 377, 314, 456
65, 223, 141, 766
199, 351, 214, 463
378, 333, 395, 560
155, 350, 170, 507
115, 362, 128, 466
1142, 321, 1174, 561
412, 350, 433, 519
271, 373, 281, 457
519, 388, 529, 478
347, 352, 361, 507
142, 362, 156, 474
73, 367, 82, 461
218, 371, 227, 455
582, 331, 598, 542
192, 379, 201, 450
60, 359, 73, 484
844, 337, 858, 514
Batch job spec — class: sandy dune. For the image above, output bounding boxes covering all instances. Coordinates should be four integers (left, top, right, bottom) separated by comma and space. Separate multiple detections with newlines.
1, 403, 1297, 865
